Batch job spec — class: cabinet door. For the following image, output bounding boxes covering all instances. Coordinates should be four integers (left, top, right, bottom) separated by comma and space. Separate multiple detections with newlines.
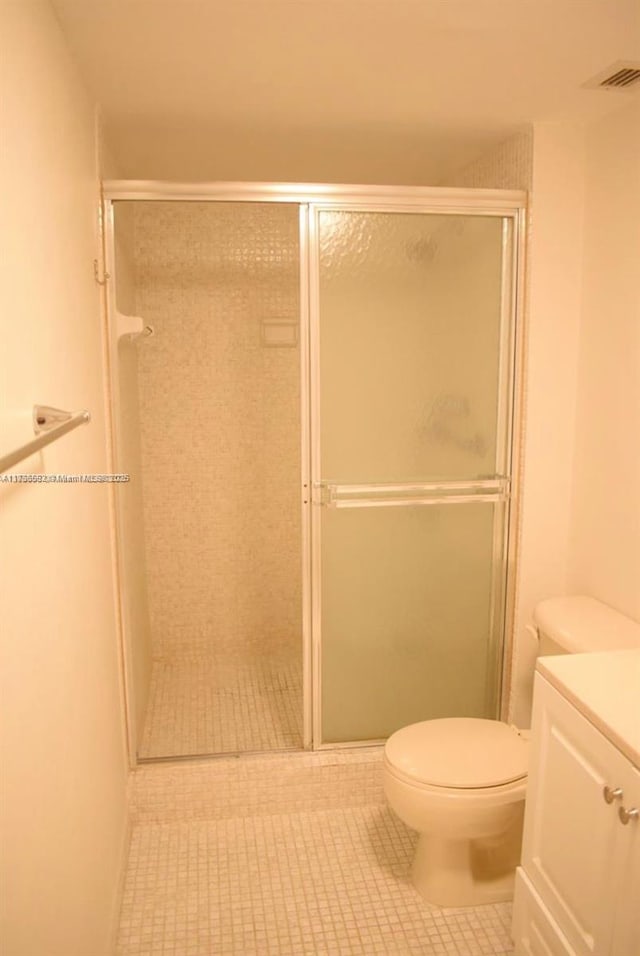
609, 801, 640, 956
521, 676, 640, 956
513, 869, 577, 956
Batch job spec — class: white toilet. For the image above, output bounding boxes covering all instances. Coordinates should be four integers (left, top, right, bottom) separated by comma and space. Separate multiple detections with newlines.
383, 596, 640, 908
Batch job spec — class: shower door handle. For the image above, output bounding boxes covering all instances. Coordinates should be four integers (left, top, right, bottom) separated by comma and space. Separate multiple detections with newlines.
314, 478, 510, 509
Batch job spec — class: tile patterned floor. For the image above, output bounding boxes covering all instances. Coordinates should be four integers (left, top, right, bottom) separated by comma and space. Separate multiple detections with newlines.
118, 752, 515, 955
139, 654, 303, 759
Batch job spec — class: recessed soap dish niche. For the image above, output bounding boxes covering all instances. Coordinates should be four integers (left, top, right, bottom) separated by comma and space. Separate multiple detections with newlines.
260, 318, 299, 348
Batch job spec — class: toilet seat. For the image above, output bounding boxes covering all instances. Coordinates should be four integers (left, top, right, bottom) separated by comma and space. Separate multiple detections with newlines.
384, 718, 528, 789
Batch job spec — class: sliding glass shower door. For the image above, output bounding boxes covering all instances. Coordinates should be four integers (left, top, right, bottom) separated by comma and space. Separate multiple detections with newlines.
310, 208, 516, 745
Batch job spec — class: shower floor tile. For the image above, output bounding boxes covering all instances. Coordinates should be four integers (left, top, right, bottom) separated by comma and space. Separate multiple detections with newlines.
139, 654, 303, 759
117, 804, 514, 956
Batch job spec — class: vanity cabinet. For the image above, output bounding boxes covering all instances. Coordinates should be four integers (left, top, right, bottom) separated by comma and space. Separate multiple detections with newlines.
513, 672, 640, 956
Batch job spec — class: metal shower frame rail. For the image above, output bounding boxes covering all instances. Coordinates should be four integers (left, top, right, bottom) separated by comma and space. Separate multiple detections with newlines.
101, 180, 527, 761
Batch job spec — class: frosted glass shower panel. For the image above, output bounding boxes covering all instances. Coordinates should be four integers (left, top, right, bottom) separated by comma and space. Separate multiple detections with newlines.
320, 502, 502, 743
314, 207, 514, 745
317, 211, 506, 482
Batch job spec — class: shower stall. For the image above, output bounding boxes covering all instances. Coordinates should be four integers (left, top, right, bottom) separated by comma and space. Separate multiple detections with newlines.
104, 183, 525, 763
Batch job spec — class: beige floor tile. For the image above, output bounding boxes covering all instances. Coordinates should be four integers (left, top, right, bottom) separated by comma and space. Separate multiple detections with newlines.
118, 754, 514, 955
139, 653, 303, 758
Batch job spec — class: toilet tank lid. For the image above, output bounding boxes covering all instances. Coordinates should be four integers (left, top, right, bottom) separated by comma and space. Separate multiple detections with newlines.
534, 596, 640, 653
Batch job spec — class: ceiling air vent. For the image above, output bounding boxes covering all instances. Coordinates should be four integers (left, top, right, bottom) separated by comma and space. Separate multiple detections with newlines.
584, 62, 640, 91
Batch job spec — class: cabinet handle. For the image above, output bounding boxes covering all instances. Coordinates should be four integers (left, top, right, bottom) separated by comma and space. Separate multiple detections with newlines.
603, 786, 624, 804
619, 806, 639, 825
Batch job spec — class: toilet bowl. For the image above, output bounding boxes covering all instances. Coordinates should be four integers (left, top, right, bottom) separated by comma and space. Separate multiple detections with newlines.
383, 596, 640, 909
383, 717, 528, 907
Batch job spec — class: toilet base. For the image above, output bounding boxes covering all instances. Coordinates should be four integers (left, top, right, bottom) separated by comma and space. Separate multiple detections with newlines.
411, 829, 519, 908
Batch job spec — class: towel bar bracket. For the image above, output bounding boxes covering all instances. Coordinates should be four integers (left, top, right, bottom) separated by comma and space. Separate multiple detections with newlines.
0, 405, 91, 474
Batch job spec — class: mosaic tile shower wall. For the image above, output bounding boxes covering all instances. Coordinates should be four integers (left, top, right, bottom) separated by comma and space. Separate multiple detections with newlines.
444, 130, 533, 190
129, 201, 302, 755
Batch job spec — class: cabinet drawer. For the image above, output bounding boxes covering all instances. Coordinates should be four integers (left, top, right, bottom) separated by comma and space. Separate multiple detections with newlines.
513, 868, 577, 956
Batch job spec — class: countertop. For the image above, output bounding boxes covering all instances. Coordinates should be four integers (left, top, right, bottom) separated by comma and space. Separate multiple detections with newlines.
536, 649, 640, 768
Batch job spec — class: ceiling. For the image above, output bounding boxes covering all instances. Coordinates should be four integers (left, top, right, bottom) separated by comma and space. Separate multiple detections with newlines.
52, 0, 640, 184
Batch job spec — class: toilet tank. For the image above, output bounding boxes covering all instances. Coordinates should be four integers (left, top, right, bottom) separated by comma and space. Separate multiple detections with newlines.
533, 596, 640, 655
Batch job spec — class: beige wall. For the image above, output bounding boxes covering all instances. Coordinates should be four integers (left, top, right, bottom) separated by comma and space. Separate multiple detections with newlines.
0, 3, 128, 954
497, 111, 640, 725
510, 123, 586, 725
567, 102, 640, 621
129, 202, 301, 662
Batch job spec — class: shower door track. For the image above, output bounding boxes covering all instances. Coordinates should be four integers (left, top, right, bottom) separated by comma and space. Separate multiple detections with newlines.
102, 181, 527, 763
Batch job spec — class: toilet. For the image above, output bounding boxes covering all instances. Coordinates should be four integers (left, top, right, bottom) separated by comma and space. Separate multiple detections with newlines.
383, 596, 640, 908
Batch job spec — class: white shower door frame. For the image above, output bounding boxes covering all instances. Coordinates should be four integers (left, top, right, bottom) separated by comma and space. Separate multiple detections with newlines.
102, 181, 527, 761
